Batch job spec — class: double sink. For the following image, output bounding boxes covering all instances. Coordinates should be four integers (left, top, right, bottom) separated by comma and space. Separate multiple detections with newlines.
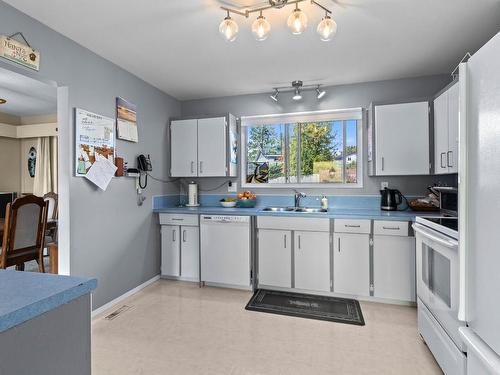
261, 207, 328, 213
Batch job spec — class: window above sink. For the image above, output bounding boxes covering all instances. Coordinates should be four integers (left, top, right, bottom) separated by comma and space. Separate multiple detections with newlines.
241, 108, 363, 188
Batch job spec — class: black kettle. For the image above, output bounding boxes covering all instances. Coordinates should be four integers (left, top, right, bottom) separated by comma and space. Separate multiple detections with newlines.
380, 188, 403, 211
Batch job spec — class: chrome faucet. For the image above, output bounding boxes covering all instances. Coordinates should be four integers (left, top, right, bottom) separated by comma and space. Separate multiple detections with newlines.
294, 191, 306, 209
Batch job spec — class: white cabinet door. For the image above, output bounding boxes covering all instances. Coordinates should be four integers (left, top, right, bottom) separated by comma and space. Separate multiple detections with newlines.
197, 117, 227, 177
180, 226, 199, 280
294, 231, 330, 292
373, 235, 416, 302
447, 83, 459, 174
161, 225, 180, 277
333, 233, 370, 296
434, 91, 449, 175
375, 102, 430, 175
170, 119, 198, 177
258, 229, 292, 288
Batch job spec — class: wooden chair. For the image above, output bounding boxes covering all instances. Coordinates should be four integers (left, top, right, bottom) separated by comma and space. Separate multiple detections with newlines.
0, 195, 49, 272
43, 192, 58, 243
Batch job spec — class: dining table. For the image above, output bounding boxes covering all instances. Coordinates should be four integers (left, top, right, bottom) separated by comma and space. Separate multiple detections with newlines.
0, 218, 58, 274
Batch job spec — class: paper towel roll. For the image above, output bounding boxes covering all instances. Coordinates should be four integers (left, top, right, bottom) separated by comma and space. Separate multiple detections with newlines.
188, 182, 198, 206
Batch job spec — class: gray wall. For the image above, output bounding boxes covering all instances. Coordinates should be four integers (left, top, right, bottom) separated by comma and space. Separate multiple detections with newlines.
181, 75, 457, 196
0, 1, 181, 308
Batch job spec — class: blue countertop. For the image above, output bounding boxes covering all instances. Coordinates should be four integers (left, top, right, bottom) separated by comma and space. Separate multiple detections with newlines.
0, 270, 97, 333
153, 206, 439, 221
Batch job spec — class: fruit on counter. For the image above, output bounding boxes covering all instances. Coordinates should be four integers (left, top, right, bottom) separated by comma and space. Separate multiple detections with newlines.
237, 191, 257, 200
220, 197, 237, 202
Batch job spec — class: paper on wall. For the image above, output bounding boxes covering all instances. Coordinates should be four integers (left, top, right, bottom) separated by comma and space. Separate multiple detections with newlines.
85, 154, 117, 191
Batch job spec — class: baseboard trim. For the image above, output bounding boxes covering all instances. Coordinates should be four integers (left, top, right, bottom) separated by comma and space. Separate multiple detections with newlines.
91, 275, 160, 319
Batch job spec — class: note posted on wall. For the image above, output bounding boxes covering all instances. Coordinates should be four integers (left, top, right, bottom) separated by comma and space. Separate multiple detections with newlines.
85, 154, 117, 191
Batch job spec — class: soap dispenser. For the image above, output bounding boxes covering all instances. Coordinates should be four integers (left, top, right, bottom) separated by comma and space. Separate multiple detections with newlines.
321, 194, 328, 210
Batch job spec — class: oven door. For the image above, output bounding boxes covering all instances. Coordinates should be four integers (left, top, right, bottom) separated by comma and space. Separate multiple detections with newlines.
413, 223, 465, 351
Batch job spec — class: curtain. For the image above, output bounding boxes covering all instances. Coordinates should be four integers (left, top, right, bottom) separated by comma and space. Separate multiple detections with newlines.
33, 136, 58, 196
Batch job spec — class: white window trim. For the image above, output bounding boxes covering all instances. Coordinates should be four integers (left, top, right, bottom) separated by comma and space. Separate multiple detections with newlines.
241, 109, 364, 189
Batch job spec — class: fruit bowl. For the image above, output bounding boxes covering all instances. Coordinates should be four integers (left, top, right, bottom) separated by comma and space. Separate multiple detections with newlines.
237, 198, 257, 208
220, 200, 237, 208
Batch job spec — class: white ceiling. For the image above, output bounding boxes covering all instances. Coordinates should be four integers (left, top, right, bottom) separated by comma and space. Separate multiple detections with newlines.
0, 68, 57, 117
4, 0, 500, 100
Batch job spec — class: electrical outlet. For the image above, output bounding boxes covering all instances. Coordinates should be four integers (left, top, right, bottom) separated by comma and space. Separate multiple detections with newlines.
228, 181, 237, 192
381, 181, 389, 189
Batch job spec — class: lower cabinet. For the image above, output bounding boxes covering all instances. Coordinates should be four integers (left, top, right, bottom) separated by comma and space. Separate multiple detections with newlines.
258, 229, 292, 288
161, 224, 199, 281
373, 235, 416, 302
294, 231, 331, 292
333, 233, 370, 296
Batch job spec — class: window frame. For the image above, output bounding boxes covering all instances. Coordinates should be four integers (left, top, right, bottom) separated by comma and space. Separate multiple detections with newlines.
241, 108, 364, 189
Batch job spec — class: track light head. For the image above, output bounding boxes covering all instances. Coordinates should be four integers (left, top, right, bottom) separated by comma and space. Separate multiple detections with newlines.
292, 80, 303, 100
316, 86, 326, 99
270, 89, 279, 102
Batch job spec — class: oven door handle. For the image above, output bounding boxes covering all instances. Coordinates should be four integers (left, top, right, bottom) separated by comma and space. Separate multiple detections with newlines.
412, 223, 459, 248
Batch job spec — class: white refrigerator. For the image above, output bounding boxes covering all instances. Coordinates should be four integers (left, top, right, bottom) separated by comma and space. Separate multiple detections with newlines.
458, 30, 500, 374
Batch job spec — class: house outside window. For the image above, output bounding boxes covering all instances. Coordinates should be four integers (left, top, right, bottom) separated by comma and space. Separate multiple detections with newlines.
241, 108, 363, 188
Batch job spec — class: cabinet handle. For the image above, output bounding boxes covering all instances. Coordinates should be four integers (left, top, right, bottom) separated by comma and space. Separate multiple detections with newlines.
381, 157, 385, 171
298, 235, 301, 249
382, 226, 400, 230
338, 237, 341, 252
183, 230, 187, 242
172, 229, 176, 242
283, 234, 287, 248
345, 224, 361, 228
447, 151, 453, 168
441, 152, 446, 169
171, 218, 184, 221
199, 161, 203, 174
190, 161, 194, 174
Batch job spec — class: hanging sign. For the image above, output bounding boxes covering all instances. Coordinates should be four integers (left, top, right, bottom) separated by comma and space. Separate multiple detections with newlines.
0, 35, 40, 71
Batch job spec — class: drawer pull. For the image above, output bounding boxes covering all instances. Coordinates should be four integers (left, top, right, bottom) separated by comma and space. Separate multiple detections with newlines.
345, 224, 361, 228
382, 226, 400, 230
171, 218, 184, 221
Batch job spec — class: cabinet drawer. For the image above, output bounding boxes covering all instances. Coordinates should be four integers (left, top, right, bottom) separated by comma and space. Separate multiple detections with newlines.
159, 213, 199, 226
334, 219, 371, 234
373, 220, 409, 236
257, 216, 330, 232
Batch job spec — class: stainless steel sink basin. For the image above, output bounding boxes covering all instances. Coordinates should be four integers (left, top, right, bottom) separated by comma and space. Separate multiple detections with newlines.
261, 207, 295, 212
261, 207, 328, 213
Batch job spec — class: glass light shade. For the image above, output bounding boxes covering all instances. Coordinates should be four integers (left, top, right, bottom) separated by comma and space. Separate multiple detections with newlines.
292, 89, 302, 101
287, 8, 307, 35
219, 16, 239, 42
317, 15, 337, 41
252, 15, 271, 41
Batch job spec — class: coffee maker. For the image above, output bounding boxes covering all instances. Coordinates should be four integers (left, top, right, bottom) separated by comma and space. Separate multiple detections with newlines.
380, 188, 404, 211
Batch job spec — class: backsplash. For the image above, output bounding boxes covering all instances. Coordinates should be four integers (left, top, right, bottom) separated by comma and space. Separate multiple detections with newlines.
154, 193, 388, 210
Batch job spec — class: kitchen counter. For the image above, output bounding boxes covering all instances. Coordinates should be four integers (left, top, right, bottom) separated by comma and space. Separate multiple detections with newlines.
154, 206, 439, 221
0, 270, 97, 333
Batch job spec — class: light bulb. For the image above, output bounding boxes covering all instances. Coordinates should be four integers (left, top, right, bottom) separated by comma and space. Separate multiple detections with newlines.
219, 15, 239, 42
252, 14, 271, 41
292, 88, 302, 101
317, 15, 337, 41
287, 7, 307, 35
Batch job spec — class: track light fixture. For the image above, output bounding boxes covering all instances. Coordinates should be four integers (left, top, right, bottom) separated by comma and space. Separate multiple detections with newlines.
220, 0, 336, 42
270, 81, 326, 102
270, 89, 280, 102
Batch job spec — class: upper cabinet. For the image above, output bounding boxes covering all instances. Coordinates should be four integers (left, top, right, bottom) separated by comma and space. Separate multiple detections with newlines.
369, 101, 431, 176
170, 114, 238, 177
434, 82, 459, 174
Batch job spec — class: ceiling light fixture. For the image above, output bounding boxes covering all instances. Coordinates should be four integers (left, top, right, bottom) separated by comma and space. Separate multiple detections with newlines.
317, 12, 337, 41
219, 10, 239, 42
287, 3, 307, 35
316, 85, 326, 99
270, 89, 280, 102
0, 99, 6, 105
268, 81, 326, 102
292, 80, 303, 101
252, 11, 271, 41
219, 0, 336, 42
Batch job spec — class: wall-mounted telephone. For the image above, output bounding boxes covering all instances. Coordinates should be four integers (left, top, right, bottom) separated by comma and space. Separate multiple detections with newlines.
137, 154, 152, 172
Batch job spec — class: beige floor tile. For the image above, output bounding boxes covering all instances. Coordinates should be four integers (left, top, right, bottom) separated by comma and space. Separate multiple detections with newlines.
92, 280, 442, 375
